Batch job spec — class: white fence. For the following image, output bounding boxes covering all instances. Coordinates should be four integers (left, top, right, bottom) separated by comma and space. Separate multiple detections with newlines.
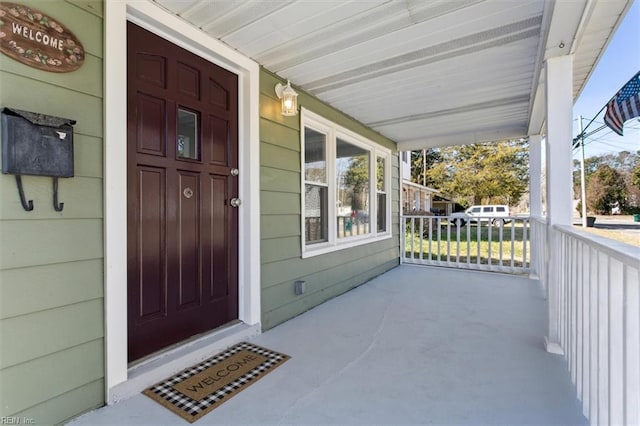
550, 225, 640, 425
402, 215, 530, 274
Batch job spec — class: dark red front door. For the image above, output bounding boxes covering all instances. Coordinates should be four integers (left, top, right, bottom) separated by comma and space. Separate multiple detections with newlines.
127, 22, 239, 361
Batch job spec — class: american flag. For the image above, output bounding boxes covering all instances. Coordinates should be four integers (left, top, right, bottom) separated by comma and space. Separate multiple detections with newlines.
604, 71, 640, 136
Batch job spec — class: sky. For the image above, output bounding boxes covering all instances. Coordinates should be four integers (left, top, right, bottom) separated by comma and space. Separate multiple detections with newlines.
572, 0, 640, 159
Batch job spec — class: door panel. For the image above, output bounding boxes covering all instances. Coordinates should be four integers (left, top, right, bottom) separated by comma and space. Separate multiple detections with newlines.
136, 54, 166, 89
137, 94, 166, 155
177, 62, 200, 99
207, 115, 229, 164
177, 172, 201, 309
127, 22, 239, 361
138, 167, 166, 320
210, 175, 228, 300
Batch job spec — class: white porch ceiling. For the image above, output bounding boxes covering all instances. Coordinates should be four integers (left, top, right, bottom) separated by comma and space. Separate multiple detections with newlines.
153, 0, 632, 150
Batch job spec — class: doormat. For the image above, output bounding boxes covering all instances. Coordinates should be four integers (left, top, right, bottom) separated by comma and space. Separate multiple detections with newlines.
143, 342, 290, 423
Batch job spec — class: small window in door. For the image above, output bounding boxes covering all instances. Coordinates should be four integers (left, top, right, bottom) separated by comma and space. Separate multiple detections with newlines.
177, 108, 199, 160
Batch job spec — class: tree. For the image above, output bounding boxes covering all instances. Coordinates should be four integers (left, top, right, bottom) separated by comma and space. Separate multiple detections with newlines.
586, 165, 627, 214
424, 140, 529, 206
573, 150, 639, 214
633, 164, 640, 188
410, 149, 441, 186
344, 155, 369, 211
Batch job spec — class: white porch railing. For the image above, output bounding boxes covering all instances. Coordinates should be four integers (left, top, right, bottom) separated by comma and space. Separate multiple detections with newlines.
402, 215, 530, 274
402, 213, 639, 424
530, 216, 548, 291
549, 225, 640, 426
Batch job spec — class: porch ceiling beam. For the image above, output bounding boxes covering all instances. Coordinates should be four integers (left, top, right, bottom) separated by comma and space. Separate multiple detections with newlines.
306, 16, 543, 93
367, 95, 530, 128
261, 0, 486, 72
396, 127, 527, 151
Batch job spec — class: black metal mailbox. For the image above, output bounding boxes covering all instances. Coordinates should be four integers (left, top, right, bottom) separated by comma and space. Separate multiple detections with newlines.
1, 107, 76, 211
2, 108, 75, 177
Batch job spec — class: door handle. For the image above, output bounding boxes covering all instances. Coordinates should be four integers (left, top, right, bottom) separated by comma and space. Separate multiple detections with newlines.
230, 198, 241, 208
230, 168, 239, 176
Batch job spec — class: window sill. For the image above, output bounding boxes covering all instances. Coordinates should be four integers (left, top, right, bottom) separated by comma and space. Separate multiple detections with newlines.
301, 233, 392, 259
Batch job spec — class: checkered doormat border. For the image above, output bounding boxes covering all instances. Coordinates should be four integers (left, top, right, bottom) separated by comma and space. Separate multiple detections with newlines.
143, 342, 290, 423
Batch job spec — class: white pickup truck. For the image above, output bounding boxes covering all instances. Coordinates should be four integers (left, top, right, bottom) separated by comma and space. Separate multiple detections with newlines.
449, 205, 512, 226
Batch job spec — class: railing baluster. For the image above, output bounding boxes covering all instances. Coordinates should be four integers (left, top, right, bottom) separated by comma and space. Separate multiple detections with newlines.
498, 221, 503, 268
523, 219, 529, 268
465, 222, 471, 267
510, 220, 516, 268
476, 222, 481, 267
487, 220, 492, 267
581, 242, 590, 417
456, 220, 461, 265
410, 217, 415, 259
597, 252, 609, 425
401, 217, 405, 263
446, 220, 451, 263
589, 246, 598, 424
625, 267, 640, 425
576, 240, 584, 399
419, 217, 424, 263
428, 217, 433, 262
609, 258, 624, 425
437, 217, 441, 263
569, 238, 576, 383
560, 233, 567, 351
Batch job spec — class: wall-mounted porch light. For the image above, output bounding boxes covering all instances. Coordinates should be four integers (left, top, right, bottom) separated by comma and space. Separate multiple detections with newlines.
275, 80, 298, 116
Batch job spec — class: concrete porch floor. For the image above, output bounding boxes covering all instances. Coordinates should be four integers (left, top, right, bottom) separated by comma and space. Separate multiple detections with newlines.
73, 265, 585, 425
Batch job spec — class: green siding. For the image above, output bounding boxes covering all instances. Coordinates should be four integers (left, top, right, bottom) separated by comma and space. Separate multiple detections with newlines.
0, 176, 103, 219
261, 166, 300, 193
259, 69, 400, 330
261, 191, 300, 215
12, 379, 104, 426
261, 214, 300, 239
0, 220, 103, 269
0, 260, 103, 319
0, 339, 103, 419
0, 298, 103, 369
0, 1, 105, 423
260, 118, 300, 151
261, 142, 300, 171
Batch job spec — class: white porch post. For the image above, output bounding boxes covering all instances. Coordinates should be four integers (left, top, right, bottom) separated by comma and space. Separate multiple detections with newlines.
529, 135, 543, 217
528, 134, 545, 285
544, 55, 573, 355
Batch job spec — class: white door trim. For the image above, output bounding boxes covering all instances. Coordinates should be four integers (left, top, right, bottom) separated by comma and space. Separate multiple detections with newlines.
104, 0, 261, 403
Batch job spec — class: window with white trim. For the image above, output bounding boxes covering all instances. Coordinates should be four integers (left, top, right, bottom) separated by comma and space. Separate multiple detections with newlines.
376, 155, 387, 233
302, 108, 391, 257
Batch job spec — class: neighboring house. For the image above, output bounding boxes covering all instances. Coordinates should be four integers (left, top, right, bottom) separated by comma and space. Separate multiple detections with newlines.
402, 180, 438, 215
432, 194, 463, 216
0, 1, 631, 424
400, 150, 439, 215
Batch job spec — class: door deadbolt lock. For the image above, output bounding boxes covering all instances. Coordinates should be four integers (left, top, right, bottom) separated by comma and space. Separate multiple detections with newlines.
230, 168, 239, 176
230, 198, 241, 208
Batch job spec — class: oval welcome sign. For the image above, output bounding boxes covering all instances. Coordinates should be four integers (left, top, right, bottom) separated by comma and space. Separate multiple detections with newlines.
0, 2, 84, 72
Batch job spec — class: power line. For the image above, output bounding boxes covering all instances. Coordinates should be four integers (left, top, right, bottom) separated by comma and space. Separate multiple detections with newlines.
572, 123, 639, 152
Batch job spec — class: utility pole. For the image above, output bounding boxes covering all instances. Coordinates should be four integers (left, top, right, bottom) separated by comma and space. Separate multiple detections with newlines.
422, 149, 426, 186
579, 115, 587, 227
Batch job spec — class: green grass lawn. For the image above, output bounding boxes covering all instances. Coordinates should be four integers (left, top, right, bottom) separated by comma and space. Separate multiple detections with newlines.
581, 227, 640, 247
404, 220, 530, 267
